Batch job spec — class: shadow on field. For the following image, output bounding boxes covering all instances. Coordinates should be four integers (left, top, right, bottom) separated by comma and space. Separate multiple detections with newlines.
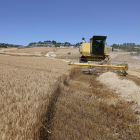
40, 83, 61, 140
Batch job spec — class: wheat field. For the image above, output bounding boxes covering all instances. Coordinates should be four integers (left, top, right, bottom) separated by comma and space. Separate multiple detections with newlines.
0, 47, 56, 56
1, 50, 140, 139
0, 55, 70, 140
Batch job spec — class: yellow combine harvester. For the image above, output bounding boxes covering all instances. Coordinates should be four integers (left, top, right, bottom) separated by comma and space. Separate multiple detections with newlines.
68, 35, 128, 76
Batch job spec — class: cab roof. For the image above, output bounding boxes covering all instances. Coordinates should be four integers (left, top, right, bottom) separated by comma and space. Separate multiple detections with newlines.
90, 35, 107, 40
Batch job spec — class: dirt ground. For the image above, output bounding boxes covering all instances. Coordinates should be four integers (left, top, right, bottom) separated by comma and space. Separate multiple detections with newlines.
109, 52, 140, 78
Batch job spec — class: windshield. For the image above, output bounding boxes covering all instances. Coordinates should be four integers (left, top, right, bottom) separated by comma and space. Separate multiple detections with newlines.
92, 39, 106, 55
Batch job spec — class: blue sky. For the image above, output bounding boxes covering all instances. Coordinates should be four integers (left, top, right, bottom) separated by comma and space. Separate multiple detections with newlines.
0, 0, 140, 46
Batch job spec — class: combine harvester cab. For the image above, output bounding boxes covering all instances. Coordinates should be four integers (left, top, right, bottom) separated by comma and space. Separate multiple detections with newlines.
69, 35, 128, 76
79, 35, 110, 62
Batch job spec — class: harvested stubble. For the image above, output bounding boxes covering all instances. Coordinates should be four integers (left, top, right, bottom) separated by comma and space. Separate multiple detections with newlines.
0, 55, 70, 140
97, 72, 140, 105
42, 70, 140, 140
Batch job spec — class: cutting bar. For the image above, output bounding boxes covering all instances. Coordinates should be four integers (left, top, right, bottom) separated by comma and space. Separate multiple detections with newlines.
68, 61, 128, 76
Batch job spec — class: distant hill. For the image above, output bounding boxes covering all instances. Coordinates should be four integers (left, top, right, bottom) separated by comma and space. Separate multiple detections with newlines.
0, 43, 22, 48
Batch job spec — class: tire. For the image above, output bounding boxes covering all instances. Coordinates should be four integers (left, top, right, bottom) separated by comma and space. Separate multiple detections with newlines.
80, 56, 87, 63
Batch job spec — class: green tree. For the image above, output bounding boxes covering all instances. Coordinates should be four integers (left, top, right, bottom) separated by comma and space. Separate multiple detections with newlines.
44, 40, 51, 43
111, 44, 119, 49
52, 40, 56, 44
38, 41, 42, 44
55, 43, 60, 47
64, 42, 71, 46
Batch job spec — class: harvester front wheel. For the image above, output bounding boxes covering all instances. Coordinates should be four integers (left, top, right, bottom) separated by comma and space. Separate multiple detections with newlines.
80, 56, 87, 63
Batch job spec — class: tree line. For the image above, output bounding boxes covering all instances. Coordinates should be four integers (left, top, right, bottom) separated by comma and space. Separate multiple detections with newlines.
0, 43, 20, 48
28, 40, 82, 47
1, 41, 140, 52
111, 43, 140, 53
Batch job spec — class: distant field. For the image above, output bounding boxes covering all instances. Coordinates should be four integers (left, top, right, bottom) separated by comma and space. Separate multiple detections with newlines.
0, 47, 55, 56
0, 47, 79, 58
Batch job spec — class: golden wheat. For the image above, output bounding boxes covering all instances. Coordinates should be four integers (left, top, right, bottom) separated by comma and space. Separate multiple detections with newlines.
0, 55, 70, 140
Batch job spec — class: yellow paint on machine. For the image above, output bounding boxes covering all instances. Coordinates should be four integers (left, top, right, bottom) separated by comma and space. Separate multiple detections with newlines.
79, 36, 109, 60
80, 42, 90, 56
